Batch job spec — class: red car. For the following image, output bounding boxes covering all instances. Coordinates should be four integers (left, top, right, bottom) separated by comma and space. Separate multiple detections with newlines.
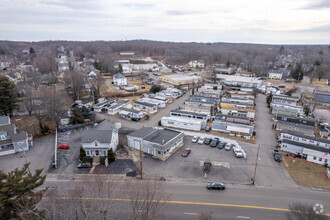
58, 144, 69, 149
181, 148, 191, 157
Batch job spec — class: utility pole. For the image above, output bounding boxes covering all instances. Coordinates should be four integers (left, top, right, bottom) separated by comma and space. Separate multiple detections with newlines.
140, 141, 143, 180
252, 145, 260, 185
298, 72, 301, 83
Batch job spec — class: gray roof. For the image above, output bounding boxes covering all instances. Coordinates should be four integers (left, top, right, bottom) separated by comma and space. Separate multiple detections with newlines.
134, 101, 157, 108
108, 100, 129, 109
128, 127, 155, 139
81, 97, 94, 105
144, 128, 183, 145
94, 99, 115, 108
221, 101, 254, 107
185, 99, 214, 105
113, 73, 126, 79
0, 124, 15, 136
281, 130, 330, 144
0, 116, 10, 126
277, 121, 315, 130
283, 139, 330, 153
81, 130, 113, 144
12, 132, 27, 142
272, 94, 299, 101
314, 91, 330, 103
119, 107, 141, 114
7, 72, 18, 79
275, 115, 316, 126
170, 110, 208, 118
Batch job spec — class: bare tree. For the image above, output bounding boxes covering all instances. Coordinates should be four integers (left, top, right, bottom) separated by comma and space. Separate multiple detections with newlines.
18, 82, 35, 115
138, 72, 148, 85
90, 74, 105, 98
63, 71, 85, 101
34, 47, 57, 74
43, 90, 63, 128
287, 202, 327, 220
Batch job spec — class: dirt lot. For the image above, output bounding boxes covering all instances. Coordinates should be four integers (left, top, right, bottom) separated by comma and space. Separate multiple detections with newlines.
282, 154, 330, 189
11, 115, 40, 136
102, 77, 152, 101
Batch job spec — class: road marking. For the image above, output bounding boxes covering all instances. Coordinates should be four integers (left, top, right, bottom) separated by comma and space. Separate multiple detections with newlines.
40, 196, 330, 216
199, 161, 230, 168
184, 213, 197, 215
237, 216, 250, 219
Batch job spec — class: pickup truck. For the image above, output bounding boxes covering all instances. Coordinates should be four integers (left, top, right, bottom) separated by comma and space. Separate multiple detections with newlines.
273, 149, 282, 162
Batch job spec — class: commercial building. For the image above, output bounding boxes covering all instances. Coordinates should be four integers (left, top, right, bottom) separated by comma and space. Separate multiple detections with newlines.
160, 74, 203, 87
127, 127, 184, 160
216, 74, 263, 88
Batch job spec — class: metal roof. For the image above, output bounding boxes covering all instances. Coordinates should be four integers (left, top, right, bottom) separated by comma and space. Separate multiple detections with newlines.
281, 130, 330, 144
314, 91, 330, 103
282, 139, 330, 153
134, 101, 157, 108
0, 116, 10, 126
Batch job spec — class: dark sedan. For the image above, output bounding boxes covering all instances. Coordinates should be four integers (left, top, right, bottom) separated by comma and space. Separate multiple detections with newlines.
206, 182, 225, 190
210, 138, 219, 147
204, 138, 211, 145
217, 142, 226, 149
77, 162, 92, 168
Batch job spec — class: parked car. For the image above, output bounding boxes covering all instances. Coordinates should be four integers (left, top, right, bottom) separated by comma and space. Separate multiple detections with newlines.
182, 148, 191, 157
192, 136, 198, 143
233, 147, 243, 158
217, 142, 226, 149
210, 138, 219, 147
206, 182, 225, 190
58, 144, 69, 149
77, 162, 92, 168
273, 149, 282, 162
198, 137, 205, 144
204, 138, 211, 145
205, 126, 211, 132
224, 144, 232, 151
131, 117, 140, 122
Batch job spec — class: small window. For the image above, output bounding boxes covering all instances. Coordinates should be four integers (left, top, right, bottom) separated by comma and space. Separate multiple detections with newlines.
319, 158, 322, 162
158, 151, 161, 155
313, 156, 317, 160
95, 142, 98, 146
325, 159, 328, 163
86, 151, 90, 156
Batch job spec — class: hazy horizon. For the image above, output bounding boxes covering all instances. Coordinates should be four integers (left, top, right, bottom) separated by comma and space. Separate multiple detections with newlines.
1, 0, 330, 44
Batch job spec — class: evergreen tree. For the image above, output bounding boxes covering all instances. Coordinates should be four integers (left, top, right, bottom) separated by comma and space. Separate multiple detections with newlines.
0, 163, 46, 219
291, 63, 304, 81
70, 108, 85, 124
226, 59, 231, 67
0, 75, 18, 116
118, 63, 123, 73
150, 85, 161, 94
108, 148, 116, 163
29, 47, 35, 54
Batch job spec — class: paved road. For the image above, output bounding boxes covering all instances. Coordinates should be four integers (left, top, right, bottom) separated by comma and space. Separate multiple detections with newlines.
43, 179, 330, 219
69, 51, 81, 71
96, 91, 191, 129
254, 94, 297, 188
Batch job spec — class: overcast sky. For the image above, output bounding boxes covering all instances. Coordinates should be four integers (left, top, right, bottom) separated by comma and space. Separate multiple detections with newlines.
1, 0, 329, 44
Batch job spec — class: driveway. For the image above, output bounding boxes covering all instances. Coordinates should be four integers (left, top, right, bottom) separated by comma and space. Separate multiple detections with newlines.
0, 135, 55, 174
96, 91, 191, 129
254, 94, 297, 188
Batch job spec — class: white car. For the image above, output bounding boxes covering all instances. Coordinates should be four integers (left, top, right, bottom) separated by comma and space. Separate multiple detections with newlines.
233, 147, 243, 158
198, 137, 205, 144
192, 136, 198, 143
224, 144, 232, 151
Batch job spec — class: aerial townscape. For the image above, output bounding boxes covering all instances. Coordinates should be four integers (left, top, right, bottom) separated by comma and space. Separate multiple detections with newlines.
0, 1, 330, 220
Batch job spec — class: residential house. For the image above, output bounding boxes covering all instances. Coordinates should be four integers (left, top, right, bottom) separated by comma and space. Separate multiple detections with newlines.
279, 130, 330, 165
76, 97, 94, 109
220, 107, 256, 119
161, 116, 205, 131
272, 94, 299, 106
320, 123, 329, 139
119, 107, 144, 119
220, 101, 254, 110
267, 68, 291, 80
230, 93, 255, 100
189, 60, 204, 69
188, 95, 217, 104
113, 73, 128, 86
20, 61, 33, 71
87, 71, 97, 77
178, 104, 211, 115
133, 101, 158, 114
93, 99, 116, 112
127, 127, 184, 160
6, 71, 22, 84
271, 103, 304, 117
170, 110, 210, 121
314, 91, 330, 106
158, 88, 183, 99
0, 116, 31, 156
221, 97, 254, 106
214, 66, 233, 74
81, 121, 119, 157
107, 100, 131, 115
212, 114, 254, 138
120, 51, 135, 56
139, 98, 166, 108
273, 115, 316, 136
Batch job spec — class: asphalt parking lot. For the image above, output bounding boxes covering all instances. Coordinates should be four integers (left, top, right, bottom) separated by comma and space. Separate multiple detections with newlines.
142, 136, 257, 184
